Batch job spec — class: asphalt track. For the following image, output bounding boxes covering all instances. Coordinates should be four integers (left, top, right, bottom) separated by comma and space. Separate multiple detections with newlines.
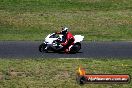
0, 41, 132, 58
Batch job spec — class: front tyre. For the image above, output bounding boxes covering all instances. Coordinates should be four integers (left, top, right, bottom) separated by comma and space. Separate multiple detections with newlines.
39, 43, 47, 52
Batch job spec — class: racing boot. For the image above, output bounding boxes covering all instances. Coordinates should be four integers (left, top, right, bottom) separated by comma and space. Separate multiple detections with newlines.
65, 49, 69, 54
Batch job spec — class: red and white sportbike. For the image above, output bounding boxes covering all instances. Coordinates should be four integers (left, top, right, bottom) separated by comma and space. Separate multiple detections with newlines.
39, 33, 84, 53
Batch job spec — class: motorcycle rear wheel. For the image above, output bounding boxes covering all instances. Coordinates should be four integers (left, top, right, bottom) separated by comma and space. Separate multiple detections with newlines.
70, 42, 81, 53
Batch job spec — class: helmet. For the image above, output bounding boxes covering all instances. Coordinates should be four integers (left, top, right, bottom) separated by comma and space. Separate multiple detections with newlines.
61, 27, 68, 34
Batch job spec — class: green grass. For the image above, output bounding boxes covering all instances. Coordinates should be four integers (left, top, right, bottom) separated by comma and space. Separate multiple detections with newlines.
0, 58, 132, 88
0, 0, 132, 41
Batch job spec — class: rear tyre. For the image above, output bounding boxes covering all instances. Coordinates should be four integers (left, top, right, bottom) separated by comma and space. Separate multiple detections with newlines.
70, 42, 81, 53
39, 43, 47, 52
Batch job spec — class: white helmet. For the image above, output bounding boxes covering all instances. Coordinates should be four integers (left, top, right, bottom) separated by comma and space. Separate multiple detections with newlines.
61, 27, 68, 34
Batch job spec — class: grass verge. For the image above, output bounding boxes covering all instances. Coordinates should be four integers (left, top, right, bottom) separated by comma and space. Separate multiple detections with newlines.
0, 0, 132, 41
0, 58, 131, 88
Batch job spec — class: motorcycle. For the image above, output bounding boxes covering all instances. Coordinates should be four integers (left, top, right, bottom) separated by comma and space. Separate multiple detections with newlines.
39, 33, 84, 53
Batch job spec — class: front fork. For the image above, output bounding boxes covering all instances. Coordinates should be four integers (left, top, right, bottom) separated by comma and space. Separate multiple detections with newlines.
43, 42, 48, 50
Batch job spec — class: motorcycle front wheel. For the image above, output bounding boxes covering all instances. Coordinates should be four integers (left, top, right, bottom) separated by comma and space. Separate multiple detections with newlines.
39, 43, 47, 52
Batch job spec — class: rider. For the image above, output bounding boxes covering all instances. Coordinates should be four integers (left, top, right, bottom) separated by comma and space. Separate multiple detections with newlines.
55, 27, 75, 53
